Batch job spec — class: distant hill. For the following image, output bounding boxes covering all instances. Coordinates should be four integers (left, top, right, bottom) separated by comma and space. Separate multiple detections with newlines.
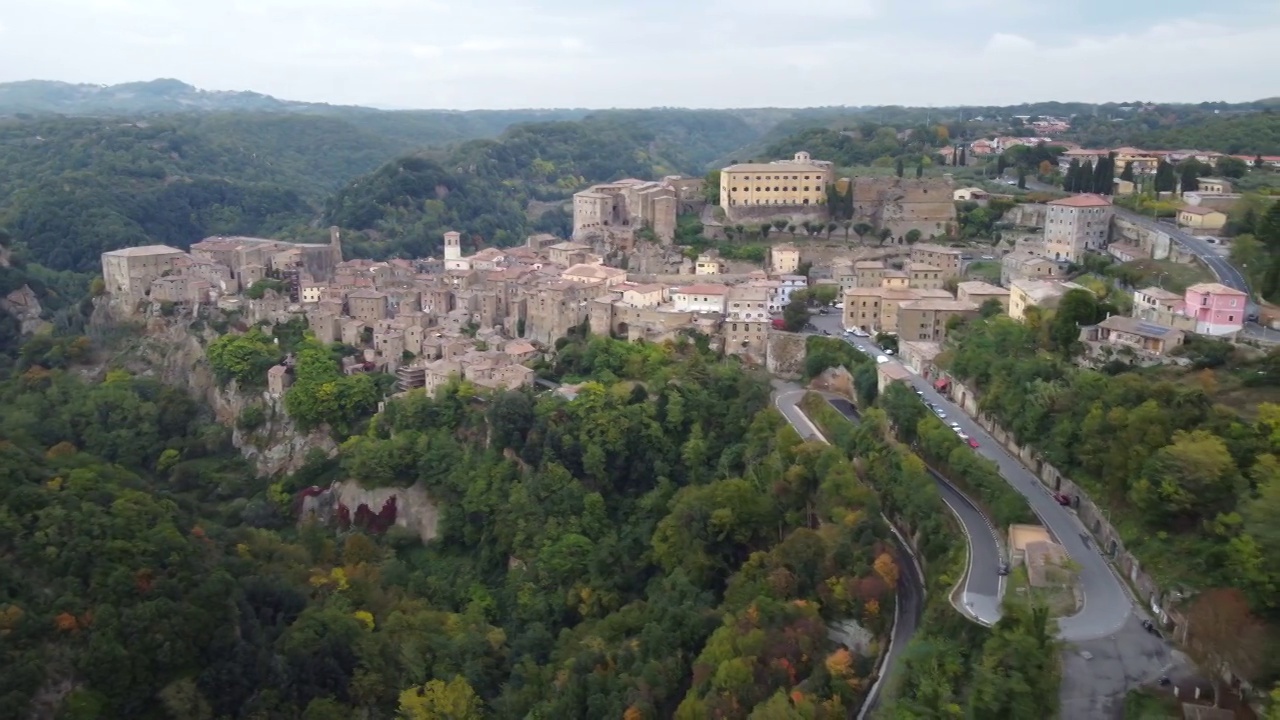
0, 78, 593, 148
0, 78, 305, 115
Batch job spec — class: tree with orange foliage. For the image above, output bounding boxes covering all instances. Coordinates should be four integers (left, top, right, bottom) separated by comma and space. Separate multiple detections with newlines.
1185, 588, 1266, 707
825, 648, 853, 678
873, 552, 899, 588
53, 612, 79, 632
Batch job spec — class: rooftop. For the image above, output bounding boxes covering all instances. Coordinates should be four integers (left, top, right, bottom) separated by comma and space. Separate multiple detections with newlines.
1136, 286, 1181, 301
1178, 205, 1224, 216
674, 283, 729, 295
104, 244, 185, 257
723, 161, 831, 173
1048, 193, 1112, 208
1097, 315, 1181, 339
1187, 282, 1247, 296
900, 299, 980, 312
957, 280, 1010, 295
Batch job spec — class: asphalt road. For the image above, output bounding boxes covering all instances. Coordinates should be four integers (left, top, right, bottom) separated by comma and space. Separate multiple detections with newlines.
806, 314, 1133, 641
1017, 176, 1280, 342
771, 379, 925, 717
820, 393, 1004, 625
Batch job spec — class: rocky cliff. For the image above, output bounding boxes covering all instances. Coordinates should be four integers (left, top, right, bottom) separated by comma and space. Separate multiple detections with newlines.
90, 301, 336, 476
1, 285, 52, 335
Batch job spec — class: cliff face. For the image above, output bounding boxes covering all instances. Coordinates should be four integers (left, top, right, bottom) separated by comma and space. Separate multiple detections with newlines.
90, 301, 336, 477
1, 285, 53, 335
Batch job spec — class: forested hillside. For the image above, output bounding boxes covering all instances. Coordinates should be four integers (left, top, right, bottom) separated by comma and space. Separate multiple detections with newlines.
0, 113, 419, 272
0, 330, 912, 719
327, 111, 761, 258
1069, 110, 1280, 155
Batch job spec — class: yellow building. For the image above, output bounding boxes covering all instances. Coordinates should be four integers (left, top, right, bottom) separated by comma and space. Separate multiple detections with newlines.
1197, 177, 1233, 194
720, 152, 834, 211
1008, 279, 1088, 322
1112, 147, 1158, 176
907, 262, 945, 291
1177, 205, 1228, 232
695, 250, 724, 275
770, 244, 801, 275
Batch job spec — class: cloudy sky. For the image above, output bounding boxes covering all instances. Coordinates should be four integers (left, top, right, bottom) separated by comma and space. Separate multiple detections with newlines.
0, 0, 1276, 109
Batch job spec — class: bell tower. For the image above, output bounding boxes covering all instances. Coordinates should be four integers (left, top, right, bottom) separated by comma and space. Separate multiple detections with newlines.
444, 230, 462, 261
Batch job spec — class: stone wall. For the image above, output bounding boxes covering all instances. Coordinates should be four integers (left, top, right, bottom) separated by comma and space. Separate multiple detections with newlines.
722, 203, 829, 225
766, 330, 807, 378
1111, 216, 1172, 261
945, 378, 1186, 630
1004, 203, 1047, 228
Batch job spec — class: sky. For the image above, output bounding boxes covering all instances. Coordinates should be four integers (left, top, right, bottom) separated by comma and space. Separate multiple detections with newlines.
0, 0, 1276, 110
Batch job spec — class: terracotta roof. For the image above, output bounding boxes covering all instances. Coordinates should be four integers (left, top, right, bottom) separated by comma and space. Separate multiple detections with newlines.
1048, 194, 1112, 208
1186, 282, 1246, 296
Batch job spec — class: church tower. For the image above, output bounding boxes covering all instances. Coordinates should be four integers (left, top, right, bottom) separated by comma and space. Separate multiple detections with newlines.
443, 231, 462, 261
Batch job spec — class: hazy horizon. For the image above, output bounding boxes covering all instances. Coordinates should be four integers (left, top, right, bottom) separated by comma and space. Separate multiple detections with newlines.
0, 0, 1277, 110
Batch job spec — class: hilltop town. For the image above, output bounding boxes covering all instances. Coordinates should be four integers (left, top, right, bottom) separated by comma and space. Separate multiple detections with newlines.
101, 135, 1268, 413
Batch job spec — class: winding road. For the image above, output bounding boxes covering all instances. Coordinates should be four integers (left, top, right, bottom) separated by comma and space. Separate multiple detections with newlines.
805, 315, 1135, 640
1019, 176, 1280, 342
771, 380, 924, 717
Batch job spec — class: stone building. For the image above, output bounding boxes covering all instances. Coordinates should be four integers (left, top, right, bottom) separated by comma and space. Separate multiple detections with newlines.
572, 178, 681, 243
957, 280, 1011, 311
909, 244, 964, 280
720, 152, 835, 221
348, 289, 390, 324
851, 178, 958, 242
1044, 194, 1113, 262
897, 299, 980, 342
843, 286, 951, 334
101, 245, 187, 308
1001, 250, 1061, 286
907, 263, 945, 290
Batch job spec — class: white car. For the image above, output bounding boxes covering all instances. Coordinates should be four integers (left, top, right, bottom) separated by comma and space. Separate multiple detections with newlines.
876, 355, 890, 364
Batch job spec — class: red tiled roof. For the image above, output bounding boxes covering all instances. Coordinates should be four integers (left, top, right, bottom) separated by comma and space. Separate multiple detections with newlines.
1049, 193, 1112, 208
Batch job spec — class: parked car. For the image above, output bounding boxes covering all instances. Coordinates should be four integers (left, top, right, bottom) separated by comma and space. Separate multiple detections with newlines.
817, 308, 828, 315
998, 562, 1010, 576
1053, 492, 1072, 507
932, 407, 947, 419
821, 329, 831, 335
967, 437, 980, 449
875, 355, 890, 364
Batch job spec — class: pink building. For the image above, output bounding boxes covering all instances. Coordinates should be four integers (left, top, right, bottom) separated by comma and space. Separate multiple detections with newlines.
1180, 282, 1247, 336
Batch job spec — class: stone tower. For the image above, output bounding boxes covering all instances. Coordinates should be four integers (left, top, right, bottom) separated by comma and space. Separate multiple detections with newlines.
443, 231, 462, 261
329, 226, 343, 264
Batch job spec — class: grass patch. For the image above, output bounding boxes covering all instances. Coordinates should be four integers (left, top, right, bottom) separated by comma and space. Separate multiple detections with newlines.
965, 260, 1002, 284
1117, 258, 1215, 294
1006, 564, 1080, 619
1122, 688, 1180, 720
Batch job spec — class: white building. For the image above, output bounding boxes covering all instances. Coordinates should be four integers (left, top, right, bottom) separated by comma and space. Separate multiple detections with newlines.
671, 284, 728, 314
775, 274, 808, 307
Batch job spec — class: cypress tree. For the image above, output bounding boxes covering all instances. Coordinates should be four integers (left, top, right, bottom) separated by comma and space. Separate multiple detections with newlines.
1066, 159, 1081, 192
916, 160, 924, 179
1082, 160, 1096, 193
896, 157, 904, 178
959, 146, 967, 166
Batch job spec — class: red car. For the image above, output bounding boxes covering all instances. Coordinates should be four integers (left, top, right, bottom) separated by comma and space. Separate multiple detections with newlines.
967, 437, 980, 448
